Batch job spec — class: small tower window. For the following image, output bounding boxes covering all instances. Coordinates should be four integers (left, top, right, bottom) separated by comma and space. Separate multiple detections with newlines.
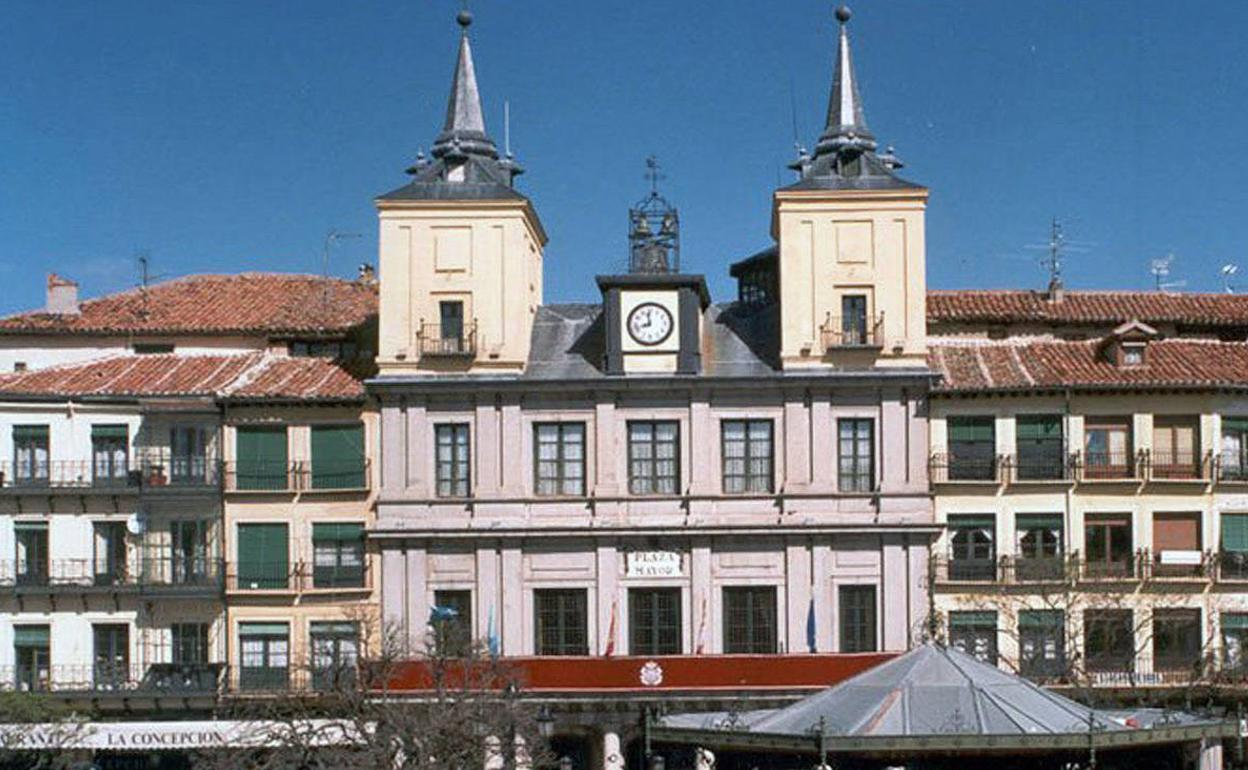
1121, 343, 1145, 366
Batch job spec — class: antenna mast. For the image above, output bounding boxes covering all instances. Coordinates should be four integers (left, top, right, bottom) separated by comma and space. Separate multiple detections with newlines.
1043, 218, 1065, 292
1150, 253, 1186, 293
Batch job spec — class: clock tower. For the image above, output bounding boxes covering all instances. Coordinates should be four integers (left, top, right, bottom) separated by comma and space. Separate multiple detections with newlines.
598, 167, 709, 375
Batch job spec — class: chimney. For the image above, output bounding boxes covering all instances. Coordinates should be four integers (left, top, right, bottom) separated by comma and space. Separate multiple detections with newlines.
46, 273, 80, 315
357, 263, 377, 285
1046, 276, 1065, 304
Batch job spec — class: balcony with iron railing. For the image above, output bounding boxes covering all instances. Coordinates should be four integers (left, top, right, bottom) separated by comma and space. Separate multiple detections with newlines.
929, 453, 1002, 484
417, 320, 478, 359
819, 313, 884, 351
1143, 450, 1211, 483
1005, 451, 1076, 483
134, 449, 221, 491
0, 557, 224, 596
0, 455, 221, 494
933, 554, 1071, 586
1076, 450, 1143, 482
223, 459, 370, 493
225, 561, 369, 594
1216, 451, 1248, 484
0, 662, 225, 696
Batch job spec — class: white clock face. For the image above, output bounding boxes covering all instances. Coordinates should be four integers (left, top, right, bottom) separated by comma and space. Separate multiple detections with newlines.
627, 302, 674, 346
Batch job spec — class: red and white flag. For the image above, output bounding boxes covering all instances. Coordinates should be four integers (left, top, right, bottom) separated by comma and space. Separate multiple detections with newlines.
694, 595, 709, 655
603, 597, 618, 657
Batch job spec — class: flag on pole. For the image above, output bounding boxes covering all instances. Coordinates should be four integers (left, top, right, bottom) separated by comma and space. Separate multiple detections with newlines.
486, 604, 500, 659
694, 595, 709, 655
604, 598, 618, 657
806, 597, 817, 653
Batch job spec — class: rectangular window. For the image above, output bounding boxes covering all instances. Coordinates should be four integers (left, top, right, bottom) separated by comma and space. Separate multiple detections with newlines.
311, 523, 365, 588
629, 588, 682, 656
1153, 609, 1201, 672
1222, 613, 1248, 671
1152, 416, 1200, 479
1084, 514, 1133, 578
948, 514, 996, 581
721, 420, 773, 494
1015, 415, 1065, 480
1019, 610, 1065, 679
838, 419, 875, 492
534, 423, 586, 497
91, 424, 130, 487
93, 623, 130, 689
12, 425, 49, 485
534, 589, 588, 656
949, 611, 997, 664
628, 421, 679, 495
171, 623, 210, 665
170, 520, 211, 585
310, 621, 359, 691
1221, 513, 1248, 579
169, 425, 209, 485
238, 622, 289, 691
440, 301, 464, 344
1084, 417, 1133, 479
432, 589, 473, 656
310, 423, 366, 490
1084, 610, 1134, 673
841, 295, 869, 346
234, 425, 289, 491
14, 522, 48, 587
1152, 512, 1202, 577
92, 521, 128, 586
722, 586, 777, 654
839, 585, 877, 653
235, 523, 289, 590
435, 424, 471, 497
1015, 514, 1064, 581
14, 625, 50, 692
947, 417, 996, 481
1221, 417, 1248, 481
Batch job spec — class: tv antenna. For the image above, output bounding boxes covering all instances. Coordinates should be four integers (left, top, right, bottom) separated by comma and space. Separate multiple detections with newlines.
135, 251, 168, 320
1150, 253, 1186, 293
1042, 218, 1065, 291
321, 230, 363, 307
1221, 264, 1239, 294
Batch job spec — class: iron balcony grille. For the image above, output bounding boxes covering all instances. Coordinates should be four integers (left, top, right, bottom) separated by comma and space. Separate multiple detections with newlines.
226, 561, 370, 592
820, 314, 884, 350
224, 459, 370, 493
1077, 450, 1141, 481
1144, 450, 1210, 481
0, 460, 141, 491
929, 453, 1001, 483
0, 663, 224, 695
1216, 452, 1248, 483
135, 449, 222, 488
418, 320, 478, 358
1008, 452, 1075, 482
0, 558, 224, 593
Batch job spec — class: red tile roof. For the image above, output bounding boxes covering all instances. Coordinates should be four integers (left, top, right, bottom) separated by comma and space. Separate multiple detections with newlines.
0, 354, 368, 401
928, 290, 1248, 326
0, 273, 377, 337
930, 339, 1248, 393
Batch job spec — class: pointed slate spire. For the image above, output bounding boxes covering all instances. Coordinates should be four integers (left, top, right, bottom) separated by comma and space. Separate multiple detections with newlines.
813, 5, 877, 160
431, 10, 499, 161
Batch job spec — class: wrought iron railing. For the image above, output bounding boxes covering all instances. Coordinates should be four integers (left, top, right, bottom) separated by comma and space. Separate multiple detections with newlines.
0, 663, 225, 695
0, 460, 141, 491
0, 557, 224, 592
1077, 450, 1142, 481
417, 321, 478, 358
1006, 452, 1075, 482
1216, 452, 1248, 483
929, 453, 1001, 483
1143, 450, 1210, 482
819, 314, 884, 350
223, 460, 370, 492
135, 449, 221, 489
226, 561, 370, 592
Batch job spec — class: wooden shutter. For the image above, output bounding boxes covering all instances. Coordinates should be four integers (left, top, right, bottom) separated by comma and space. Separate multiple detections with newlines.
1223, 515, 1248, 553
235, 426, 287, 490
310, 424, 365, 489
1153, 512, 1200, 551
237, 523, 288, 588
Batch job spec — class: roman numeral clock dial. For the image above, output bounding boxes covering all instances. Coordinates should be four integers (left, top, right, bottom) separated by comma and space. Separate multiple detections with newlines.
626, 302, 674, 345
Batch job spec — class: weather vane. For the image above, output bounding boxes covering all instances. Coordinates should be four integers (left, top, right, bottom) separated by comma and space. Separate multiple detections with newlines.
644, 156, 665, 196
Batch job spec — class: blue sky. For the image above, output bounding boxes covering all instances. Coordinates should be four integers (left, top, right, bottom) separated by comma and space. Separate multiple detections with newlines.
2, 0, 1247, 315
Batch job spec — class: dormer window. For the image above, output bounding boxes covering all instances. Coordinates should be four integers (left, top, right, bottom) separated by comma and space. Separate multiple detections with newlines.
1121, 343, 1145, 367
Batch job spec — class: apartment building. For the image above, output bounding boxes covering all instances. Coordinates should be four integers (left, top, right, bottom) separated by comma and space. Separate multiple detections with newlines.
0, 273, 378, 709
926, 288, 1248, 695
369, 8, 935, 765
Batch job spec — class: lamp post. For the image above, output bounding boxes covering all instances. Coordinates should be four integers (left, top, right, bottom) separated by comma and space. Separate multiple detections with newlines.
537, 705, 555, 739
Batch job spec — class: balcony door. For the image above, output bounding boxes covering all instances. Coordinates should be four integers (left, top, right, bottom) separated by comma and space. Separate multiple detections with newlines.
93, 522, 128, 586
93, 623, 130, 689
14, 523, 48, 586
440, 301, 465, 351
170, 426, 209, 484
171, 520, 210, 585
1084, 418, 1132, 478
1084, 514, 1133, 577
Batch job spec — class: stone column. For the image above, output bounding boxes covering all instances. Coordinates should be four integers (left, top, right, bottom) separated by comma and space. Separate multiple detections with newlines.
484, 736, 504, 770
694, 747, 715, 770
602, 731, 624, 770
1200, 737, 1224, 770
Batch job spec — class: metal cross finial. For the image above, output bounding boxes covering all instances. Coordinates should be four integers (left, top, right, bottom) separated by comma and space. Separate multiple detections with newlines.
644, 155, 665, 195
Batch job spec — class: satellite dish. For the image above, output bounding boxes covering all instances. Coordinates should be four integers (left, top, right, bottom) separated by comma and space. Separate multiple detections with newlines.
126, 513, 147, 536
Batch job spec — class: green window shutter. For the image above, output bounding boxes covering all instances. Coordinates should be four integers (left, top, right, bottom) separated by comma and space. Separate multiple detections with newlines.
310, 622, 358, 636
91, 424, 129, 439
237, 523, 288, 589
239, 622, 289, 638
1017, 415, 1062, 440
949, 514, 996, 530
312, 523, 363, 542
1224, 417, 1248, 433
1221, 515, 1248, 553
1019, 610, 1063, 629
950, 611, 997, 627
1017, 514, 1064, 531
14, 522, 48, 532
235, 426, 288, 491
1222, 613, 1248, 631
13, 625, 50, 646
949, 417, 994, 442
310, 424, 365, 490
12, 425, 48, 440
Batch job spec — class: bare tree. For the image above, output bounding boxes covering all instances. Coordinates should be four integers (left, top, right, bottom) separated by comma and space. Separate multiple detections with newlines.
194, 608, 554, 770
0, 692, 93, 770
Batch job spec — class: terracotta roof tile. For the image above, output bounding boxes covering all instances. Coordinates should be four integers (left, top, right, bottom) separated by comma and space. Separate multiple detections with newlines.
0, 354, 368, 401
928, 290, 1248, 326
930, 339, 1248, 393
0, 273, 377, 337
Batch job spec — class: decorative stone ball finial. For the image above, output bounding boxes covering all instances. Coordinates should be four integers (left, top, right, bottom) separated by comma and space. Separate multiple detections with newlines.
457, 9, 473, 28
835, 5, 852, 24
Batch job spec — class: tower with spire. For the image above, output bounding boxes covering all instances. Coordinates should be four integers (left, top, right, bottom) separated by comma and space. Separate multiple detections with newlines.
772, 4, 929, 370
374, 9, 547, 375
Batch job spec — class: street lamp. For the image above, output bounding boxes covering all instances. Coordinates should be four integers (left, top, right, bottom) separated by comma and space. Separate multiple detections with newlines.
536, 704, 555, 738
559, 756, 573, 770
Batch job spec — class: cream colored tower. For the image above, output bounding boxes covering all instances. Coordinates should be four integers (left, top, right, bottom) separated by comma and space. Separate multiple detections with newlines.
376, 11, 547, 376
774, 6, 928, 370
